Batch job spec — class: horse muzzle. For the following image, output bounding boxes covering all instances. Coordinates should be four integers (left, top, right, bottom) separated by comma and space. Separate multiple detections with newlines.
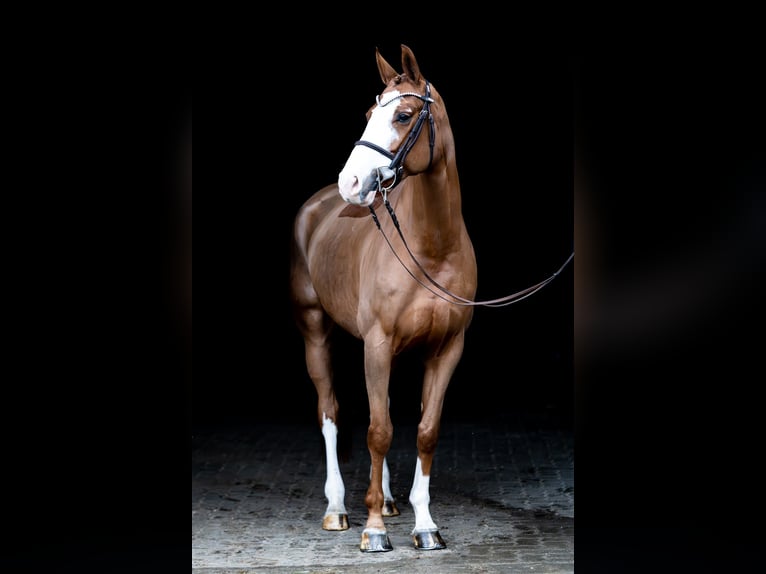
338, 166, 396, 206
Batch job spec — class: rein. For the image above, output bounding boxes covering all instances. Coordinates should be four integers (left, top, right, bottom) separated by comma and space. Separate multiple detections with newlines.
370, 198, 574, 307
361, 80, 573, 307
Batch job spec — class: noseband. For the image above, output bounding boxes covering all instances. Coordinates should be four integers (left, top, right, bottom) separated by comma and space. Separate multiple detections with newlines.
354, 80, 435, 193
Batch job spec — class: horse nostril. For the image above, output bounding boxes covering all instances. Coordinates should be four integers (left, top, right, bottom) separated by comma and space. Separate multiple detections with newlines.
338, 172, 359, 195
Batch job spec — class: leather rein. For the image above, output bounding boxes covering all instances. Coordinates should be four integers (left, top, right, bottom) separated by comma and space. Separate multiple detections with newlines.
358, 81, 574, 308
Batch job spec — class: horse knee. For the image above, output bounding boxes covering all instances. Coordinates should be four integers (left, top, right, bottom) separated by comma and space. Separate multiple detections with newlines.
416, 423, 439, 455
367, 422, 393, 453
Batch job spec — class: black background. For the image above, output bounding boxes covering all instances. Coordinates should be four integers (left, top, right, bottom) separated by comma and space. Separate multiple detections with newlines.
3, 10, 765, 573
195, 37, 574, 429
574, 19, 765, 573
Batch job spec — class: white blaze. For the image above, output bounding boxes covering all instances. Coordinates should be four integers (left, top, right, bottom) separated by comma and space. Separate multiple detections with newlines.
338, 89, 403, 205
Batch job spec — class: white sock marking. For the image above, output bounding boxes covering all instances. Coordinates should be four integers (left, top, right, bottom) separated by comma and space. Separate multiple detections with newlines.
321, 414, 346, 516
409, 457, 438, 532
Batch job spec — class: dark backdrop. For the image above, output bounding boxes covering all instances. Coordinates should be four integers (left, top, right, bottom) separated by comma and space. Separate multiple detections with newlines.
194, 38, 574, 428
8, 14, 765, 572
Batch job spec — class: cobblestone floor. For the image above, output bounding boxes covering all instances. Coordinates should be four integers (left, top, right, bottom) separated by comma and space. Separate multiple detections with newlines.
192, 412, 574, 573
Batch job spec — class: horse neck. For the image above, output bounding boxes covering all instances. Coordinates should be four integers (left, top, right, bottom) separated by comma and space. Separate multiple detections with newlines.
397, 153, 464, 257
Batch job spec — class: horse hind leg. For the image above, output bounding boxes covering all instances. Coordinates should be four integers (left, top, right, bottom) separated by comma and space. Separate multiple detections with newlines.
299, 309, 349, 531
320, 412, 349, 530
381, 457, 400, 516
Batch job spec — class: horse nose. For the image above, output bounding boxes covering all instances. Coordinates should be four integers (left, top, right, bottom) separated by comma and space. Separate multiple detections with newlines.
339, 171, 376, 205
338, 171, 362, 202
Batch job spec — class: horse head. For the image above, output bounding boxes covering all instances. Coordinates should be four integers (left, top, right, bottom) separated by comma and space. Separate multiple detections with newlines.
338, 44, 441, 207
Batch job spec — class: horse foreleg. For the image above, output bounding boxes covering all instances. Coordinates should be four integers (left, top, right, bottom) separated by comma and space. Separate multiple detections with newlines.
374, 395, 400, 517
409, 332, 466, 550
360, 333, 394, 552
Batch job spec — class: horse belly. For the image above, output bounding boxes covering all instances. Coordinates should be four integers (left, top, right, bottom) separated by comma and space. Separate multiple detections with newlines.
305, 217, 373, 339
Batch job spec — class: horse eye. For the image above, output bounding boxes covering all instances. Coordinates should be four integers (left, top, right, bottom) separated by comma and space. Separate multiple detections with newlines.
396, 113, 412, 124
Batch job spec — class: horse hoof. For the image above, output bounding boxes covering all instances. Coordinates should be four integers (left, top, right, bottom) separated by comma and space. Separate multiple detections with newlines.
322, 513, 349, 531
413, 529, 446, 550
382, 500, 400, 516
360, 529, 393, 552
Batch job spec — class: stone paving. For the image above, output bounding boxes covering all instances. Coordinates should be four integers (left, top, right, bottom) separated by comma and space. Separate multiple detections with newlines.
192, 412, 573, 573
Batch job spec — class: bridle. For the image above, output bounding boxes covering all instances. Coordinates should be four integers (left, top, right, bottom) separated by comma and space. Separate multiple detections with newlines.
354, 81, 435, 198
358, 80, 574, 308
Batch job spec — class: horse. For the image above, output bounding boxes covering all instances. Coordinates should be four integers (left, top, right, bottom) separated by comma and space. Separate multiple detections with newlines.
290, 44, 477, 552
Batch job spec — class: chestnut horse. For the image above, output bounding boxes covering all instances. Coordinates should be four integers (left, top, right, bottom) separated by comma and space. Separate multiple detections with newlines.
290, 44, 476, 552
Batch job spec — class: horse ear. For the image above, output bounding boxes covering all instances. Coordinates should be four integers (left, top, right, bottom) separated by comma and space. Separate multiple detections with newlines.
376, 46, 398, 85
400, 44, 422, 84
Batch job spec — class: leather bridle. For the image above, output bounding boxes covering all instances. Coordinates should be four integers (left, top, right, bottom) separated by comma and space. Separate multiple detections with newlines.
354, 80, 435, 196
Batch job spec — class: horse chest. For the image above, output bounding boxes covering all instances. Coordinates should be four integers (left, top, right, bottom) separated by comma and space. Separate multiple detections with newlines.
381, 294, 470, 353
395, 302, 440, 342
